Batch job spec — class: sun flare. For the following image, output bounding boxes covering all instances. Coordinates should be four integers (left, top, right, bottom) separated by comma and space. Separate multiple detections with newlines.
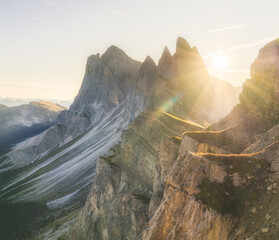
212, 55, 229, 72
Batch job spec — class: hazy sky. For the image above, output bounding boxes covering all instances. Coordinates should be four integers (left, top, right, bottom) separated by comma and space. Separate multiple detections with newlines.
1, 0, 278, 100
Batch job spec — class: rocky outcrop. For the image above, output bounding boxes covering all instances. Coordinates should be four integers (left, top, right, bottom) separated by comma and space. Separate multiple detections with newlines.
143, 135, 270, 239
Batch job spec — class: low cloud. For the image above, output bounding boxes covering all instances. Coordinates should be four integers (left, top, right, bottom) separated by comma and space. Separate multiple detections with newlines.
207, 24, 250, 33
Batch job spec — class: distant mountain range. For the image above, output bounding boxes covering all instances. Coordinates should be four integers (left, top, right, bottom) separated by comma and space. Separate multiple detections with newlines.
0, 97, 73, 108
0, 101, 65, 156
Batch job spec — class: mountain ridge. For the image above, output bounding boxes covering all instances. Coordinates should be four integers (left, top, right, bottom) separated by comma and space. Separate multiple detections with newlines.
0, 37, 240, 240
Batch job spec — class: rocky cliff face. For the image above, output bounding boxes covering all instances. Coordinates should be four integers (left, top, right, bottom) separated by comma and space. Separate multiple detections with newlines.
69, 37, 241, 240
142, 39, 279, 240
71, 111, 203, 240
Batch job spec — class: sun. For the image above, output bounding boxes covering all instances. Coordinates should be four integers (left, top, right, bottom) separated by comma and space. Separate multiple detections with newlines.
212, 55, 228, 72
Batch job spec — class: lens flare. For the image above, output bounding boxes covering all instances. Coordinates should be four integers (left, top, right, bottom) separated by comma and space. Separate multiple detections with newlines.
159, 93, 183, 112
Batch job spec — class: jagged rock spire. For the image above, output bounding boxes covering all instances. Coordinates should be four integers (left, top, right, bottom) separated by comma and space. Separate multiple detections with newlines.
137, 56, 157, 100
143, 55, 156, 66
176, 36, 192, 53
159, 47, 172, 65
157, 46, 173, 79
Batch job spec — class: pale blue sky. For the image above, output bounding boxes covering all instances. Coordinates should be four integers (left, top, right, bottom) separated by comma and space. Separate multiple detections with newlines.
0, 0, 278, 100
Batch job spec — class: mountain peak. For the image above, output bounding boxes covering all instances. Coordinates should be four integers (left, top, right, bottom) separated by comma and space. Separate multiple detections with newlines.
159, 46, 172, 63
139, 56, 156, 75
163, 46, 172, 57
157, 46, 173, 78
143, 55, 156, 66
139, 56, 156, 81
176, 37, 192, 52
106, 45, 125, 53
101, 45, 130, 62
100, 45, 141, 74
173, 36, 197, 63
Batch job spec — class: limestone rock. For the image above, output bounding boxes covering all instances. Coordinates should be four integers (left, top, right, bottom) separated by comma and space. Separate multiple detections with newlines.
144, 190, 235, 240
